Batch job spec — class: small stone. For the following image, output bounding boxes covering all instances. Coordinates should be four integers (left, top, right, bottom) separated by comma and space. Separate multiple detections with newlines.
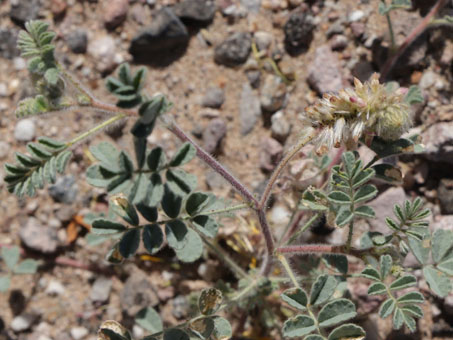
245, 70, 261, 89
11, 314, 38, 332
421, 122, 453, 164
350, 22, 365, 39
70, 327, 89, 340
283, 11, 315, 56
307, 45, 343, 94
129, 8, 189, 66
0, 141, 10, 159
240, 0, 261, 12
203, 118, 227, 154
46, 280, 65, 296
48, 176, 78, 204
330, 34, 348, 51
367, 187, 406, 233
0, 28, 19, 59
351, 60, 374, 82
260, 137, 283, 173
201, 87, 225, 108
348, 10, 364, 22
431, 215, 453, 232
214, 32, 251, 67
10, 0, 40, 26
104, 0, 129, 30
438, 179, 453, 215
174, 0, 217, 25
65, 30, 88, 54
55, 206, 76, 222
120, 270, 159, 316
20, 217, 59, 253
260, 74, 287, 113
239, 83, 261, 135
419, 70, 437, 90
271, 111, 291, 143
51, 0, 67, 17
326, 21, 344, 38
13, 57, 27, 70
14, 119, 36, 142
90, 276, 112, 303
270, 204, 291, 225
88, 35, 119, 73
254, 31, 273, 52
172, 295, 190, 319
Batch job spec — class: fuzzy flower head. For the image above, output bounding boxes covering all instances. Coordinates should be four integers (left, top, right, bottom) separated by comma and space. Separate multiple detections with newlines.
304, 73, 411, 155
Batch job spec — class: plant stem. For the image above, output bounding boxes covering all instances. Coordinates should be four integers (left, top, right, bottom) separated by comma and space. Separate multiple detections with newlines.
277, 253, 299, 288
380, 0, 448, 81
277, 244, 370, 259
259, 130, 315, 210
65, 113, 127, 147
386, 12, 396, 51
257, 209, 275, 276
285, 213, 320, 245
167, 121, 259, 206
346, 221, 354, 251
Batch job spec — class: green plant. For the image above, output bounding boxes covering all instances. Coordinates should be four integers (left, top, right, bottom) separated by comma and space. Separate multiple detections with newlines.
0, 246, 39, 292
3, 20, 453, 340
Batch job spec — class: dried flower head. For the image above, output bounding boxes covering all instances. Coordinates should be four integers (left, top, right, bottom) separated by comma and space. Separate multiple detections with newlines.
304, 74, 411, 154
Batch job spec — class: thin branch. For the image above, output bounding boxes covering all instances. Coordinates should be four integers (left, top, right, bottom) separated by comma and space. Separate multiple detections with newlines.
277, 244, 370, 259
380, 0, 448, 81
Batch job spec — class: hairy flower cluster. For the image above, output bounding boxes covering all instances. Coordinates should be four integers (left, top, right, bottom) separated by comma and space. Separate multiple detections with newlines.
304, 74, 411, 154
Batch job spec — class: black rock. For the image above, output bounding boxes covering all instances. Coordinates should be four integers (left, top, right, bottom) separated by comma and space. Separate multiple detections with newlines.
174, 0, 216, 26
283, 11, 315, 56
10, 0, 41, 27
0, 28, 19, 59
129, 8, 189, 66
48, 175, 78, 204
214, 32, 251, 67
65, 29, 88, 54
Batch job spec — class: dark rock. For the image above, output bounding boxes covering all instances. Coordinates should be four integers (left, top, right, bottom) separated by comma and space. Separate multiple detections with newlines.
48, 176, 78, 204
172, 295, 190, 319
129, 8, 189, 66
351, 60, 375, 82
104, 0, 129, 30
120, 271, 159, 316
214, 32, 251, 67
0, 28, 19, 59
438, 179, 453, 215
20, 217, 59, 253
201, 87, 225, 108
90, 276, 112, 303
260, 137, 283, 173
307, 45, 343, 94
421, 122, 453, 164
245, 70, 261, 88
10, 0, 40, 26
174, 0, 216, 25
283, 11, 315, 56
65, 29, 88, 54
260, 74, 287, 113
203, 118, 227, 154
239, 83, 261, 135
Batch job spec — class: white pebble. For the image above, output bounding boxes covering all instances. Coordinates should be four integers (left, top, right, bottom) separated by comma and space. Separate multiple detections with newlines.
14, 119, 36, 142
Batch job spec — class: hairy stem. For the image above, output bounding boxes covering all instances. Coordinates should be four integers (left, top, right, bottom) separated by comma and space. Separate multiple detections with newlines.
259, 130, 315, 210
380, 0, 448, 81
346, 221, 355, 251
257, 209, 275, 276
386, 12, 396, 51
277, 244, 370, 259
66, 113, 127, 147
286, 213, 320, 246
277, 253, 299, 287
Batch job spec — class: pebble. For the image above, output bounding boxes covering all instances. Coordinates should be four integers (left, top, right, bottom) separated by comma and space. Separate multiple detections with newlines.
66, 29, 88, 54
70, 327, 89, 340
50, 0, 67, 17
201, 87, 225, 108
14, 119, 36, 142
367, 187, 406, 233
214, 32, 252, 67
326, 21, 344, 38
172, 295, 190, 319
307, 45, 343, 94
46, 280, 65, 296
104, 0, 129, 30
0, 83, 8, 97
283, 11, 316, 55
240, 0, 261, 12
431, 215, 453, 232
0, 28, 19, 59
129, 8, 188, 66
48, 175, 78, 204
203, 118, 227, 154
419, 70, 438, 90
350, 22, 366, 39
11, 314, 38, 332
348, 10, 365, 22
88, 35, 120, 73
260, 74, 287, 113
260, 137, 283, 173
0, 141, 9, 159
20, 217, 59, 253
10, 0, 40, 25
245, 70, 261, 89
120, 270, 159, 316
330, 34, 348, 51
239, 83, 261, 135
270, 204, 291, 225
174, 0, 217, 25
271, 111, 291, 143
254, 31, 273, 52
421, 122, 453, 164
90, 276, 113, 303
13, 57, 26, 70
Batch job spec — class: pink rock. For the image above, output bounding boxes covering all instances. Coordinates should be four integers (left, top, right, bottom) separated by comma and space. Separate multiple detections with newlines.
104, 0, 129, 30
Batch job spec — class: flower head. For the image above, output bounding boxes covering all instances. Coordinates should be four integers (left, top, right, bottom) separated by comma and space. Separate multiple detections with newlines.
304, 74, 411, 154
